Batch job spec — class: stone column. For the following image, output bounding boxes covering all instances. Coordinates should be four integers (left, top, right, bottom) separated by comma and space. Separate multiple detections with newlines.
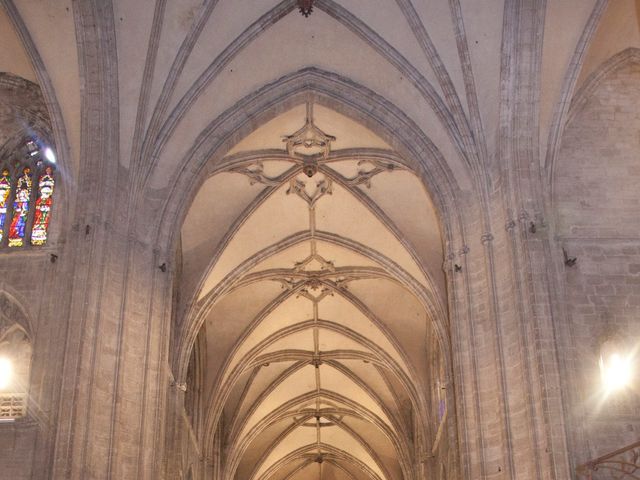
50, 1, 171, 478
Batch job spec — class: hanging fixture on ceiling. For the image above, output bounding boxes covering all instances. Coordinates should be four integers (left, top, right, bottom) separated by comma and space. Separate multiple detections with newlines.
297, 0, 314, 17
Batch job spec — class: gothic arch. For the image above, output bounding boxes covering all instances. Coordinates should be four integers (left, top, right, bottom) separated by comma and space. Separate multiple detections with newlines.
134, 0, 482, 196
148, 68, 473, 409
566, 47, 640, 123
150, 67, 470, 259
164, 72, 465, 480
0, 0, 73, 180
0, 72, 67, 248
543, 0, 609, 183
550, 47, 640, 203
0, 72, 52, 143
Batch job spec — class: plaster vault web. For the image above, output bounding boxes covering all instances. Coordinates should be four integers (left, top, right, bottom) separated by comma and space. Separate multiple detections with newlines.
179, 102, 451, 480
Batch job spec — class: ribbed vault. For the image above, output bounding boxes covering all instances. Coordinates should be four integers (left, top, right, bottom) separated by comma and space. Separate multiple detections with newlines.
2, 0, 640, 478
179, 102, 450, 480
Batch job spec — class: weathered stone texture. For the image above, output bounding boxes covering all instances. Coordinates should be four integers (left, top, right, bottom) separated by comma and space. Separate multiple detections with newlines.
0, 3, 639, 480
0, 253, 51, 479
555, 61, 640, 467
556, 62, 640, 238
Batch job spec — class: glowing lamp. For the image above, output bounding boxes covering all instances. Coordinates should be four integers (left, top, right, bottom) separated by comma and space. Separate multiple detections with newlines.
44, 147, 57, 164
0, 357, 12, 390
599, 339, 633, 392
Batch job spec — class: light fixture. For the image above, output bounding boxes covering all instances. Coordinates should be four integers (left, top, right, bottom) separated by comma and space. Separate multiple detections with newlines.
44, 147, 57, 164
25, 140, 39, 158
0, 357, 13, 390
599, 336, 633, 392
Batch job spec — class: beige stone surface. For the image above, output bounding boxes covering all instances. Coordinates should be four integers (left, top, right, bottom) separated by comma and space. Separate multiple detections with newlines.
0, 1, 638, 479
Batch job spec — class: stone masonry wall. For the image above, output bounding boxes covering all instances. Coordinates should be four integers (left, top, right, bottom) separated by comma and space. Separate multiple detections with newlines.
554, 61, 640, 469
0, 251, 59, 479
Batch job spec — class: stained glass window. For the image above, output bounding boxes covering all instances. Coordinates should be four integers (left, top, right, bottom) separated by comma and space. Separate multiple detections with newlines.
0, 138, 57, 249
30, 166, 55, 246
8, 167, 32, 247
0, 169, 11, 243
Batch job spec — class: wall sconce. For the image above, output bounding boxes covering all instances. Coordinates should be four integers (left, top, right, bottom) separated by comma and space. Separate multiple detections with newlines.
599, 333, 634, 393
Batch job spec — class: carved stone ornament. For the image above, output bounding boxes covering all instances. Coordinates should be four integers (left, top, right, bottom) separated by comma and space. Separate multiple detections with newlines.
229, 161, 282, 186
505, 219, 516, 232
297, 0, 315, 17
274, 272, 355, 301
283, 103, 335, 162
480, 232, 494, 245
294, 251, 335, 272
274, 276, 333, 302
286, 176, 332, 206
342, 159, 397, 189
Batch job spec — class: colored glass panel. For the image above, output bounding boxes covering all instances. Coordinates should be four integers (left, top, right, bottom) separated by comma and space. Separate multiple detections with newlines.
8, 167, 32, 247
0, 169, 11, 243
31, 167, 55, 246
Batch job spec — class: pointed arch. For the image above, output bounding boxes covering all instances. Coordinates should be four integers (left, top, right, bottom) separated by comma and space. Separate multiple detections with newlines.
550, 47, 640, 202
161, 64, 465, 480
150, 67, 466, 258
0, 0, 73, 179
0, 72, 63, 248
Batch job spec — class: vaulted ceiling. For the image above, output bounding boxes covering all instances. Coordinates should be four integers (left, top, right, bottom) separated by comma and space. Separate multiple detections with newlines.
0, 72, 51, 161
182, 102, 446, 480
3, 1, 638, 180
1, 1, 640, 479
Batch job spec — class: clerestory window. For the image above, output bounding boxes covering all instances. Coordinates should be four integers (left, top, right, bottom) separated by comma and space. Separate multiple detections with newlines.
0, 139, 56, 248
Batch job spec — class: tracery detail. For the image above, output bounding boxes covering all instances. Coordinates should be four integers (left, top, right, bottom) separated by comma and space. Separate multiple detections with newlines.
1, 139, 57, 248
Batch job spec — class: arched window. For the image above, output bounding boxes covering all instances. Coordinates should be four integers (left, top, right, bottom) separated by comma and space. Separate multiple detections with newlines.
0, 138, 56, 248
